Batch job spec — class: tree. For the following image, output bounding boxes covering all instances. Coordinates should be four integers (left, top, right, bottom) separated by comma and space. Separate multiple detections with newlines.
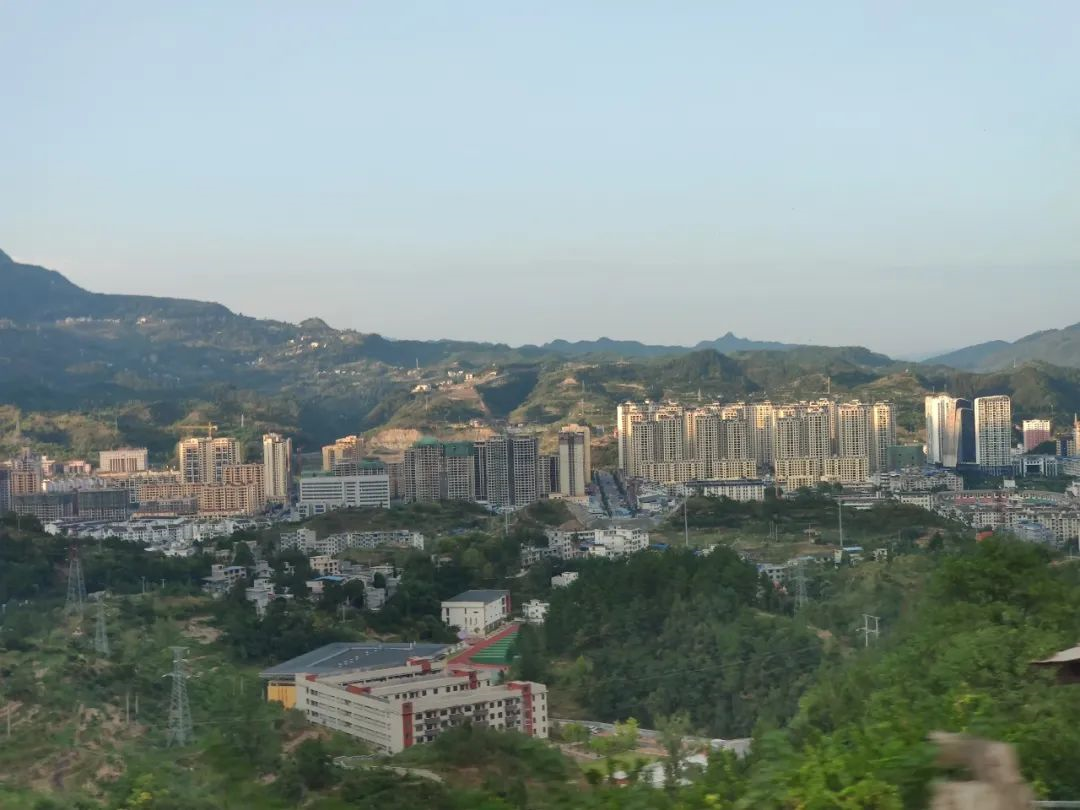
656, 711, 691, 791
293, 738, 335, 790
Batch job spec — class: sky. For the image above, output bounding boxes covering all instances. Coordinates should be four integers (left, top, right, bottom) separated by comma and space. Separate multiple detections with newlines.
2, 2, 1078, 358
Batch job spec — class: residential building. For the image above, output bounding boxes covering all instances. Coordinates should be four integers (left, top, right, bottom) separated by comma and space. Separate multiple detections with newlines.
586, 527, 649, 559
322, 435, 364, 472
440, 590, 511, 635
974, 395, 1013, 472
179, 435, 241, 484
551, 572, 579, 588
925, 395, 976, 468
480, 434, 539, 509
522, 600, 549, 624
296, 472, 391, 516
689, 479, 766, 502
262, 433, 292, 502
1022, 420, 1052, 453
557, 425, 591, 499
99, 447, 148, 474
223, 464, 266, 505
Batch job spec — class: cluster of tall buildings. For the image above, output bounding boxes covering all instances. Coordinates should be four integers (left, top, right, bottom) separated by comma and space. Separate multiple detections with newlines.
316, 425, 592, 511
616, 400, 895, 488
925, 394, 1014, 472
400, 425, 591, 509
1, 431, 294, 521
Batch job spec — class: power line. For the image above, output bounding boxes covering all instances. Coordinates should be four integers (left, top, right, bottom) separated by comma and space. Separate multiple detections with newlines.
165, 647, 194, 746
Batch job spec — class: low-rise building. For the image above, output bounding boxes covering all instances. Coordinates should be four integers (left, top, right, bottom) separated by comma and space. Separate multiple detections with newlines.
522, 600, 549, 624
297, 473, 391, 516
202, 564, 248, 597
689, 478, 766, 502
441, 590, 511, 636
551, 572, 579, 588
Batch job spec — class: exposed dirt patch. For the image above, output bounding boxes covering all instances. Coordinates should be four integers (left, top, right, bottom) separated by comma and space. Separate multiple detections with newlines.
182, 616, 222, 644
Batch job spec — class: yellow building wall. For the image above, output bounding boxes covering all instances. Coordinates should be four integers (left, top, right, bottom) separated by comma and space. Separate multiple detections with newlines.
267, 683, 296, 709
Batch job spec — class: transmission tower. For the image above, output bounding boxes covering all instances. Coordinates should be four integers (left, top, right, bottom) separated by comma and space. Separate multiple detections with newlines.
165, 647, 194, 746
64, 544, 86, 619
794, 558, 809, 612
858, 614, 880, 648
93, 598, 110, 656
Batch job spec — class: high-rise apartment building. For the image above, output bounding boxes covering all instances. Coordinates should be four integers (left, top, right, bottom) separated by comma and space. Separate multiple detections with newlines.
557, 425, 591, 499
402, 440, 476, 503
322, 435, 364, 472
1022, 419, 1052, 453
870, 402, 896, 473
974, 395, 1013, 472
481, 433, 539, 509
99, 447, 148, 474
925, 395, 975, 468
178, 436, 241, 484
262, 433, 292, 502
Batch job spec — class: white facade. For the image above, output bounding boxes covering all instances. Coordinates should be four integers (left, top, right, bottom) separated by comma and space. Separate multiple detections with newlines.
297, 474, 390, 515
551, 572, 579, 588
440, 590, 510, 635
587, 528, 649, 559
262, 433, 292, 502
696, 479, 766, 502
975, 396, 1013, 471
98, 448, 148, 474
522, 599, 549, 624
293, 665, 547, 754
1022, 420, 1052, 453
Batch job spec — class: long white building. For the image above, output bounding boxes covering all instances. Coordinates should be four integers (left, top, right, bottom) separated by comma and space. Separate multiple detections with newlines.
297, 472, 390, 516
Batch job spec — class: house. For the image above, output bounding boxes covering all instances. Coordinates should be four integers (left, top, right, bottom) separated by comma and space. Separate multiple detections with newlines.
202, 564, 248, 597
551, 572, 578, 588
441, 590, 511, 636
522, 600, 549, 624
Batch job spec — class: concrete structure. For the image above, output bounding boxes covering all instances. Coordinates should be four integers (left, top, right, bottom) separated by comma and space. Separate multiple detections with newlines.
280, 528, 425, 554
297, 472, 390, 516
925, 395, 976, 468
179, 435, 241, 484
441, 590, 511, 636
689, 478, 766, 502
557, 425, 591, 499
292, 665, 547, 754
974, 395, 1013, 472
522, 599, 549, 624
262, 433, 292, 502
98, 447, 148, 474
1021, 419, 1052, 453
551, 572, 579, 588
586, 527, 649, 558
322, 435, 364, 472
480, 433, 539, 509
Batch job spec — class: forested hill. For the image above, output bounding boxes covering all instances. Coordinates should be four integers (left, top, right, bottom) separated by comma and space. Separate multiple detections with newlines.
6, 249, 1080, 458
927, 321, 1080, 372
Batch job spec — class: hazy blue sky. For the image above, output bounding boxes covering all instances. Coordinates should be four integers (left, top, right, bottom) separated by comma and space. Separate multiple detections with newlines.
3, 2, 1078, 357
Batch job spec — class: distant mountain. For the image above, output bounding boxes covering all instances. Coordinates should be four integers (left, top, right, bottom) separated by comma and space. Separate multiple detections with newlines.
928, 322, 1080, 372
534, 332, 801, 358
8, 248, 1080, 455
0, 249, 232, 322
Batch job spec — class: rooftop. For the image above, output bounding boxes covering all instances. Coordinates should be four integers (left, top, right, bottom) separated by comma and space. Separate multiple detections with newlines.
259, 641, 450, 679
442, 589, 509, 604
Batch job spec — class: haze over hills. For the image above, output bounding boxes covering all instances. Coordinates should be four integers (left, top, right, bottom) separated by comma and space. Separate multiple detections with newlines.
927, 322, 1080, 372
4, 249, 1080, 457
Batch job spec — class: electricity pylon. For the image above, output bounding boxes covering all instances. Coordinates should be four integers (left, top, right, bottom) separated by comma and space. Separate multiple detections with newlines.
794, 558, 809, 612
65, 545, 86, 619
165, 647, 194, 746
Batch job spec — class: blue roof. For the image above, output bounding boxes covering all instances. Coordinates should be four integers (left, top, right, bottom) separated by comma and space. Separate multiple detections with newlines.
259, 641, 450, 679
316, 575, 345, 582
